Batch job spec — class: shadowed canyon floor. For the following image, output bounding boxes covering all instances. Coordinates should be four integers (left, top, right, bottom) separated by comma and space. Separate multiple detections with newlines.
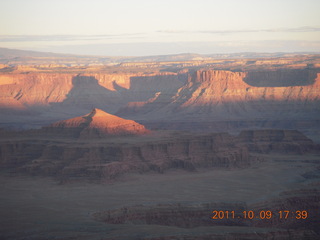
0, 152, 320, 239
0, 127, 319, 239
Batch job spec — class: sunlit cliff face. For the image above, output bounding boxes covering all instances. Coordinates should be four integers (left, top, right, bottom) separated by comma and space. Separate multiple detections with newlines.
0, 56, 319, 131
1, 69, 319, 108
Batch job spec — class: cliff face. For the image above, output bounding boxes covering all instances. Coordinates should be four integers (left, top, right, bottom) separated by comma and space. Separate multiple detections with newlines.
167, 69, 320, 116
0, 71, 184, 107
115, 69, 320, 128
0, 73, 73, 108
117, 69, 320, 125
0, 129, 317, 181
0, 68, 319, 130
0, 71, 185, 118
0, 131, 251, 180
237, 129, 317, 154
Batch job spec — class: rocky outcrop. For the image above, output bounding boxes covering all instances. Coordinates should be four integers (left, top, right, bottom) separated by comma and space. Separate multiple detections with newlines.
0, 71, 183, 110
169, 69, 320, 111
1, 128, 318, 181
45, 108, 149, 137
0, 73, 74, 108
113, 69, 320, 134
0, 131, 252, 180
237, 129, 317, 154
1, 67, 319, 132
1, 68, 319, 113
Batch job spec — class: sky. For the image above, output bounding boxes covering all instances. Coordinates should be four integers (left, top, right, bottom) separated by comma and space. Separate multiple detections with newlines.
1, 0, 320, 56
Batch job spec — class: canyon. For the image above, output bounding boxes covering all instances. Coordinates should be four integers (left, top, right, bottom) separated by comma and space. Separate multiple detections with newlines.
0, 57, 319, 139
0, 124, 318, 182
0, 49, 320, 240
1, 150, 319, 240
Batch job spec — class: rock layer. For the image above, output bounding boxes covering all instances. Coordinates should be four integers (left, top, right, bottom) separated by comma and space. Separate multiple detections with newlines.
237, 129, 317, 154
0, 131, 252, 180
0, 129, 318, 181
1, 68, 319, 131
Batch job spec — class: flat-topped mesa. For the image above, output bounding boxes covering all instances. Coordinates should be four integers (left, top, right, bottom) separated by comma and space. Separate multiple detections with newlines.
48, 108, 150, 137
178, 69, 320, 108
192, 70, 248, 87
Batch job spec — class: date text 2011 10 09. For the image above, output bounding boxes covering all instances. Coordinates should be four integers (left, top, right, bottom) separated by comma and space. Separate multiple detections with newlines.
211, 210, 308, 220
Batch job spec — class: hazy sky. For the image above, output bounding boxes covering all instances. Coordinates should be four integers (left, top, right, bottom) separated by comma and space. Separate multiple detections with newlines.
1, 0, 320, 56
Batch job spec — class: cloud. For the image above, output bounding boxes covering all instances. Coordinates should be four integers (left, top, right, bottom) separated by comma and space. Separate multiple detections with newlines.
29, 40, 320, 56
1, 26, 319, 44
0, 33, 146, 42
158, 26, 320, 35
265, 26, 320, 32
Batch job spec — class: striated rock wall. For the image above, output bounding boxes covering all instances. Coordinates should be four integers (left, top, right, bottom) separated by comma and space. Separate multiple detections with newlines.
0, 73, 73, 108
0, 71, 184, 114
0, 132, 251, 180
116, 69, 320, 126
1, 68, 319, 111
1, 129, 318, 180
1, 68, 319, 131
175, 69, 320, 107
237, 129, 317, 154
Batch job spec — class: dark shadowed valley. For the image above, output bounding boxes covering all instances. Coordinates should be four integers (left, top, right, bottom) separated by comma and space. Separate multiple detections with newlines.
0, 48, 320, 240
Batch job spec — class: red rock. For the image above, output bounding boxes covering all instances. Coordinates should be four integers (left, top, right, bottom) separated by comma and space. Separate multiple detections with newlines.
49, 108, 150, 137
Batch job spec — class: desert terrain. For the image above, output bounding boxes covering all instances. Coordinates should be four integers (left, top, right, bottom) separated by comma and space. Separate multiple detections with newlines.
0, 48, 320, 239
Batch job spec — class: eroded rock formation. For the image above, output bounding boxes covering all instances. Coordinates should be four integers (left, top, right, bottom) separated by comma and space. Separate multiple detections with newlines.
45, 108, 149, 137
0, 130, 252, 181
0, 128, 318, 181
237, 129, 318, 154
0, 67, 319, 132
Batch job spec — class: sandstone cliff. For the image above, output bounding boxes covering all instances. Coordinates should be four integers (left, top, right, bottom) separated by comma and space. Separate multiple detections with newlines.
0, 68, 319, 132
0, 129, 318, 181
115, 69, 320, 128
164, 69, 320, 120
0, 73, 73, 108
0, 131, 252, 180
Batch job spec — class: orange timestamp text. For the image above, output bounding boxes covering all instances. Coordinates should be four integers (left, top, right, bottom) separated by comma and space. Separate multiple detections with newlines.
211, 210, 308, 220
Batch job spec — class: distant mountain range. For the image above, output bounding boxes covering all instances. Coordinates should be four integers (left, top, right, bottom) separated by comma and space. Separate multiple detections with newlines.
0, 47, 318, 66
